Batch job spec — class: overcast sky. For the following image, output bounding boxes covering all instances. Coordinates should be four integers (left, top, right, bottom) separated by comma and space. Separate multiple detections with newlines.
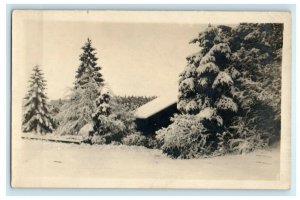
22, 19, 206, 100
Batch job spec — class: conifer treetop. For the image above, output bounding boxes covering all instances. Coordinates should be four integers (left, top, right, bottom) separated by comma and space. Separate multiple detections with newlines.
74, 38, 104, 89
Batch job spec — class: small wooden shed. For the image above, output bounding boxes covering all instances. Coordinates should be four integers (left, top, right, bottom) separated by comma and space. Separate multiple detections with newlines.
134, 93, 178, 136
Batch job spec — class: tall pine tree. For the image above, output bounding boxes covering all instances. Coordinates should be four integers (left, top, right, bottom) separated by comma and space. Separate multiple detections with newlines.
74, 38, 104, 89
56, 38, 104, 135
22, 65, 55, 134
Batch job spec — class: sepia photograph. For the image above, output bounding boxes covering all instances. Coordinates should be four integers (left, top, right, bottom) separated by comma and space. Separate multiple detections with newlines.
11, 10, 291, 189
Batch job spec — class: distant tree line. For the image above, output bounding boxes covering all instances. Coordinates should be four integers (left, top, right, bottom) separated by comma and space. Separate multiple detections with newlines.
113, 95, 156, 112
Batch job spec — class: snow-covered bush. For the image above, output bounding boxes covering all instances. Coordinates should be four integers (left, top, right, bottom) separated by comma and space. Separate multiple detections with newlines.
228, 116, 270, 154
91, 134, 106, 145
122, 133, 158, 149
122, 133, 148, 147
110, 99, 137, 135
156, 114, 221, 159
55, 80, 98, 135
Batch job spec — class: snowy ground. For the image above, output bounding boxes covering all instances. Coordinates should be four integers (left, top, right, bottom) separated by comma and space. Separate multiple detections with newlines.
12, 138, 280, 189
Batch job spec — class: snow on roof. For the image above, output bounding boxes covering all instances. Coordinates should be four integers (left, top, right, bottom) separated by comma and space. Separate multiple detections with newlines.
134, 92, 178, 119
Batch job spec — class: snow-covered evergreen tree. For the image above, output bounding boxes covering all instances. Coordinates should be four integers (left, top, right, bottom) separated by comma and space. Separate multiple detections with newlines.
22, 65, 55, 134
178, 25, 237, 130
228, 23, 283, 147
157, 23, 283, 158
157, 25, 239, 158
74, 38, 104, 89
90, 87, 127, 144
92, 87, 112, 135
56, 38, 104, 135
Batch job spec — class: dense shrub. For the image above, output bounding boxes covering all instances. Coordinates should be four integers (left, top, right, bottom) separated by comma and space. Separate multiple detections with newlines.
122, 133, 148, 146
122, 132, 158, 149
228, 111, 276, 154
55, 81, 98, 135
91, 134, 106, 145
92, 110, 127, 144
110, 99, 137, 135
156, 114, 225, 159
